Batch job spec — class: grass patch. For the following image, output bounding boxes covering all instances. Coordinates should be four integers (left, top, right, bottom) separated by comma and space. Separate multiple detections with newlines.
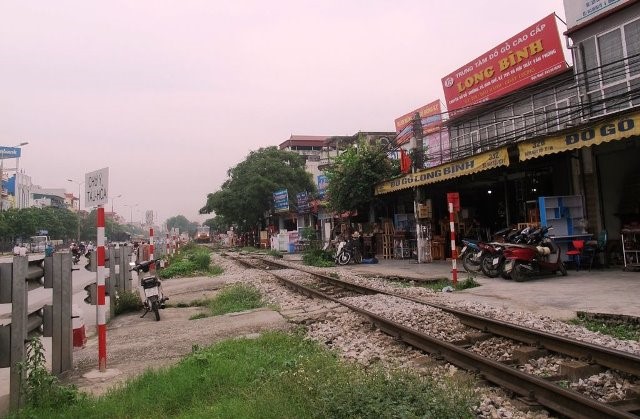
266, 249, 283, 258
302, 248, 335, 267
159, 245, 223, 279
569, 315, 640, 341
14, 332, 478, 418
205, 283, 265, 316
421, 276, 480, 292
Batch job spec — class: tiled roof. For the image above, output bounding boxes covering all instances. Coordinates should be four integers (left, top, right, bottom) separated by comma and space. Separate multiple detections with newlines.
279, 135, 330, 148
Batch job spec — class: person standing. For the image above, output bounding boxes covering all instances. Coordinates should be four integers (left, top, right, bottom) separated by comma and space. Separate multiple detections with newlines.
18, 245, 28, 257
13, 243, 21, 256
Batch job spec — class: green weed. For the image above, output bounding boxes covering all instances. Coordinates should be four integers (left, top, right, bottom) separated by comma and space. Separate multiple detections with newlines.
17, 332, 478, 418
302, 248, 334, 267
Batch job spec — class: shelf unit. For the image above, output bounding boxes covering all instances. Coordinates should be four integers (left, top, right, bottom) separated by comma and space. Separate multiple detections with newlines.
538, 195, 586, 236
621, 229, 640, 271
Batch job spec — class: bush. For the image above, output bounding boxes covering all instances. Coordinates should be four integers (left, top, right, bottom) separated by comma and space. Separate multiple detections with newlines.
115, 290, 142, 315
189, 251, 211, 270
302, 249, 334, 267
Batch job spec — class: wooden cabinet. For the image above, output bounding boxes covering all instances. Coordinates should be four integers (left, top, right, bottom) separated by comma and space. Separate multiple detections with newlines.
538, 195, 586, 236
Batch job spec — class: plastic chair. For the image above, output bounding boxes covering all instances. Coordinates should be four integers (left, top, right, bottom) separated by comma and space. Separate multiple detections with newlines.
566, 240, 585, 271
584, 230, 607, 270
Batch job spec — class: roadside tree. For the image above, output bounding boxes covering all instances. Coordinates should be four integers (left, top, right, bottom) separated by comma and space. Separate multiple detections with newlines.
199, 147, 316, 230
324, 140, 396, 215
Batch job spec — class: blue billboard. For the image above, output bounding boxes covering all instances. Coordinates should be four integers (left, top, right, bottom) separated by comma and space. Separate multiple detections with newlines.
273, 189, 289, 213
0, 146, 21, 159
317, 175, 328, 199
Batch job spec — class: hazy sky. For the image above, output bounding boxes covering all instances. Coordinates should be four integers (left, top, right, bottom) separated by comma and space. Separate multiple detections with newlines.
0, 1, 568, 225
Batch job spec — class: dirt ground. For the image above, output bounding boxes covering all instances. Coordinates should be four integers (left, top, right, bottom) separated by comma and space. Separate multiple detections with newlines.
62, 275, 292, 397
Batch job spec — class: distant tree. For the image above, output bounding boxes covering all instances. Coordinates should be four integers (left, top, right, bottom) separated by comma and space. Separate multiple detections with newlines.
203, 216, 230, 234
324, 139, 395, 214
166, 215, 198, 236
199, 146, 316, 230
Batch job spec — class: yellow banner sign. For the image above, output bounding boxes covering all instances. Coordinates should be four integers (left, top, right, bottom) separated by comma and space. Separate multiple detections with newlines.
375, 147, 510, 195
519, 111, 640, 161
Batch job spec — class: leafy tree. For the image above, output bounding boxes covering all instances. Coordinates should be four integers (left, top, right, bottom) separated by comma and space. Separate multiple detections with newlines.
200, 146, 316, 230
203, 216, 230, 234
166, 215, 198, 236
0, 207, 80, 244
324, 139, 395, 214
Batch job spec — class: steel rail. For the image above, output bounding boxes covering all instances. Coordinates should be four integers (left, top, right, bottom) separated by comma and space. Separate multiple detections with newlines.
259, 257, 640, 377
231, 255, 637, 418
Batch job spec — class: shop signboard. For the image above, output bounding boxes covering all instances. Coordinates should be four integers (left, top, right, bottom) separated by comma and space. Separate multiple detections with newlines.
564, 0, 632, 31
375, 146, 510, 195
0, 146, 21, 159
394, 100, 442, 145
441, 14, 567, 115
296, 191, 310, 214
317, 175, 328, 199
273, 188, 289, 213
518, 110, 640, 161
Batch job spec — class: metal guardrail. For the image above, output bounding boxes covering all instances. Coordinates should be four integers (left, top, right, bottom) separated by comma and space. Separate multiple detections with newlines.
0, 253, 73, 410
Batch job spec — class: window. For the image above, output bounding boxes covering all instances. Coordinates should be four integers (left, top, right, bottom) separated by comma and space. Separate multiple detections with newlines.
578, 17, 640, 118
625, 19, 640, 77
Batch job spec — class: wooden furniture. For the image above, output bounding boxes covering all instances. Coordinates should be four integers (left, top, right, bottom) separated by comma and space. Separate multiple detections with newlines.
430, 235, 445, 260
621, 228, 640, 271
538, 195, 586, 236
382, 220, 394, 259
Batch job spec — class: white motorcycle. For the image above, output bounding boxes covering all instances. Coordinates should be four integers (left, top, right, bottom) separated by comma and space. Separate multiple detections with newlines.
130, 260, 168, 321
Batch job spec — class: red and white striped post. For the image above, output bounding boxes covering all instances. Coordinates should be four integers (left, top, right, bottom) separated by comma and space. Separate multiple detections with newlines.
149, 227, 155, 271
448, 201, 458, 286
96, 205, 107, 371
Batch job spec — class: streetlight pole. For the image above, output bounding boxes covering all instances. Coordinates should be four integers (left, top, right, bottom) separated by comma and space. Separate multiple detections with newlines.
110, 194, 122, 214
124, 204, 138, 224
67, 179, 85, 243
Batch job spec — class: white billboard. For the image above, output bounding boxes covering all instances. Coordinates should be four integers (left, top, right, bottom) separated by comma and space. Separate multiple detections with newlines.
84, 167, 109, 208
564, 0, 633, 30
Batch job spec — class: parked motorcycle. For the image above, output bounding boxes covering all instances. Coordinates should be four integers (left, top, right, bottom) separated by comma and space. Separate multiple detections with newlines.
501, 227, 567, 281
335, 234, 363, 266
479, 226, 535, 278
130, 259, 168, 321
460, 239, 483, 273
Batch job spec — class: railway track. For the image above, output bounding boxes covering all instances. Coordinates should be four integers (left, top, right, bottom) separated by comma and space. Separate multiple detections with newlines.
226, 253, 640, 418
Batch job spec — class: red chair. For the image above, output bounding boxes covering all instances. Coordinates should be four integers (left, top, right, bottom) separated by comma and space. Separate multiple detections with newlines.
566, 240, 585, 271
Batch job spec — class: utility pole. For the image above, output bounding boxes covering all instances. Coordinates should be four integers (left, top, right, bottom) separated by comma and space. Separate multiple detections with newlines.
67, 179, 84, 242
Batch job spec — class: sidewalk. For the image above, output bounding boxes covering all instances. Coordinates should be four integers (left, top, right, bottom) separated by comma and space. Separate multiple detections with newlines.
339, 258, 640, 320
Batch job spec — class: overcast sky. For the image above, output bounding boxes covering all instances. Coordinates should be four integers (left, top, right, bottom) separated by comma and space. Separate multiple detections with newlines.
0, 1, 568, 226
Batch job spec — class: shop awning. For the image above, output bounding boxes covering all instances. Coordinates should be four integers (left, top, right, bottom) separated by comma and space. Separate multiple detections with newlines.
375, 146, 510, 195
518, 111, 640, 161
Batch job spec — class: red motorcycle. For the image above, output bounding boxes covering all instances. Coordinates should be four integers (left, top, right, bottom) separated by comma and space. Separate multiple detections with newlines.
501, 227, 567, 281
